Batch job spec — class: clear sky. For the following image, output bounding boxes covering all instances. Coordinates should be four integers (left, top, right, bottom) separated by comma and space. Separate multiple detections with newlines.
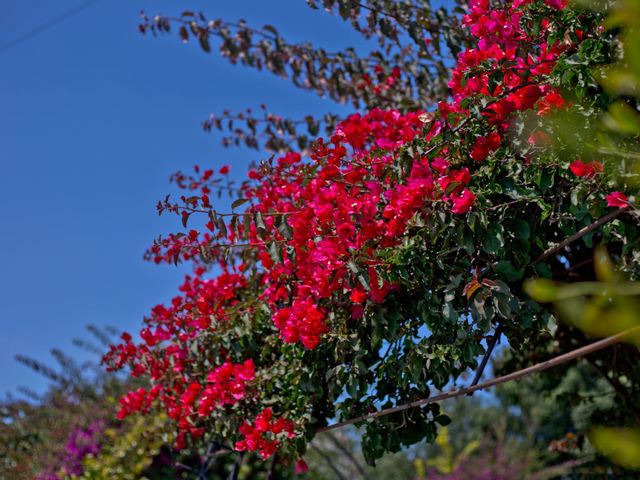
0, 0, 367, 396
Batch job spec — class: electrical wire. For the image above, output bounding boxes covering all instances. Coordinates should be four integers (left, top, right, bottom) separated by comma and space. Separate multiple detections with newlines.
0, 0, 103, 55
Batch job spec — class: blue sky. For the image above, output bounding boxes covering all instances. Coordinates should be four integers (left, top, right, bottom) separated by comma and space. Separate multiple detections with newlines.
0, 0, 366, 396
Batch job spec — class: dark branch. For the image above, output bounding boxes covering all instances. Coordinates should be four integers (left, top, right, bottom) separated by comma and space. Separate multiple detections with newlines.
470, 323, 503, 388
318, 325, 640, 433
535, 208, 626, 263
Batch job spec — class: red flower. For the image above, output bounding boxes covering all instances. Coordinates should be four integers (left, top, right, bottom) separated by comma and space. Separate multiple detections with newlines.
219, 165, 230, 175
569, 160, 603, 178
235, 408, 297, 459
509, 85, 544, 111
606, 192, 629, 208
536, 91, 565, 115
528, 130, 552, 146
451, 189, 476, 214
546, 0, 567, 9
470, 133, 501, 162
272, 298, 328, 349
295, 459, 309, 474
350, 287, 368, 304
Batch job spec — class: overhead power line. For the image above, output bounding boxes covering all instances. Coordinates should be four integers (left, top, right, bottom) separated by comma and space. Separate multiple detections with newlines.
0, 0, 103, 55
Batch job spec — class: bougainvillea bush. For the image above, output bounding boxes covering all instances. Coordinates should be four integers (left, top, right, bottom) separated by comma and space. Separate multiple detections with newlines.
105, 0, 640, 473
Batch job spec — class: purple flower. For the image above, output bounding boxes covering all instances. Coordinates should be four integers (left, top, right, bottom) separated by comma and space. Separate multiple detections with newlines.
37, 420, 106, 478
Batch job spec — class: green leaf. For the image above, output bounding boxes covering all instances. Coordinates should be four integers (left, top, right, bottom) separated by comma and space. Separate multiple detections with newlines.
346, 376, 358, 398
513, 220, 530, 240
231, 198, 249, 209
602, 101, 640, 135
262, 24, 279, 36
483, 224, 504, 255
533, 262, 552, 279
216, 217, 227, 237
435, 414, 452, 426
523, 279, 558, 302
495, 261, 523, 282
442, 302, 458, 323
198, 35, 211, 53
268, 241, 281, 263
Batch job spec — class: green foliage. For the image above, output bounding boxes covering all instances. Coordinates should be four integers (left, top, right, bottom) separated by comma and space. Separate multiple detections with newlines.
521, 0, 640, 470
9, 0, 640, 477
129, 0, 640, 471
0, 325, 127, 480
73, 414, 170, 480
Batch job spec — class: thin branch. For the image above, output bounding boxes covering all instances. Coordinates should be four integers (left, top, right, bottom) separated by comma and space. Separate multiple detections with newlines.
266, 452, 278, 480
324, 431, 372, 480
199, 440, 233, 478
486, 196, 540, 211
317, 325, 640, 433
353, 1, 405, 24
226, 453, 243, 480
171, 205, 296, 217
175, 462, 195, 473
470, 324, 502, 387
534, 208, 625, 263
198, 440, 215, 480
312, 444, 349, 480
160, 15, 390, 67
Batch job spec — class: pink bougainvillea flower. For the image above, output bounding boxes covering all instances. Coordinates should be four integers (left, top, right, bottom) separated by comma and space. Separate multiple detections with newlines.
569, 160, 603, 178
295, 459, 309, 474
546, 0, 567, 8
536, 90, 565, 115
235, 408, 297, 459
606, 192, 629, 208
451, 189, 476, 214
528, 130, 552, 146
470, 132, 501, 162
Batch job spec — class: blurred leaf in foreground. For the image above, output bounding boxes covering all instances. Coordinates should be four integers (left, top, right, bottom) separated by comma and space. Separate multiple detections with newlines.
589, 427, 640, 469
